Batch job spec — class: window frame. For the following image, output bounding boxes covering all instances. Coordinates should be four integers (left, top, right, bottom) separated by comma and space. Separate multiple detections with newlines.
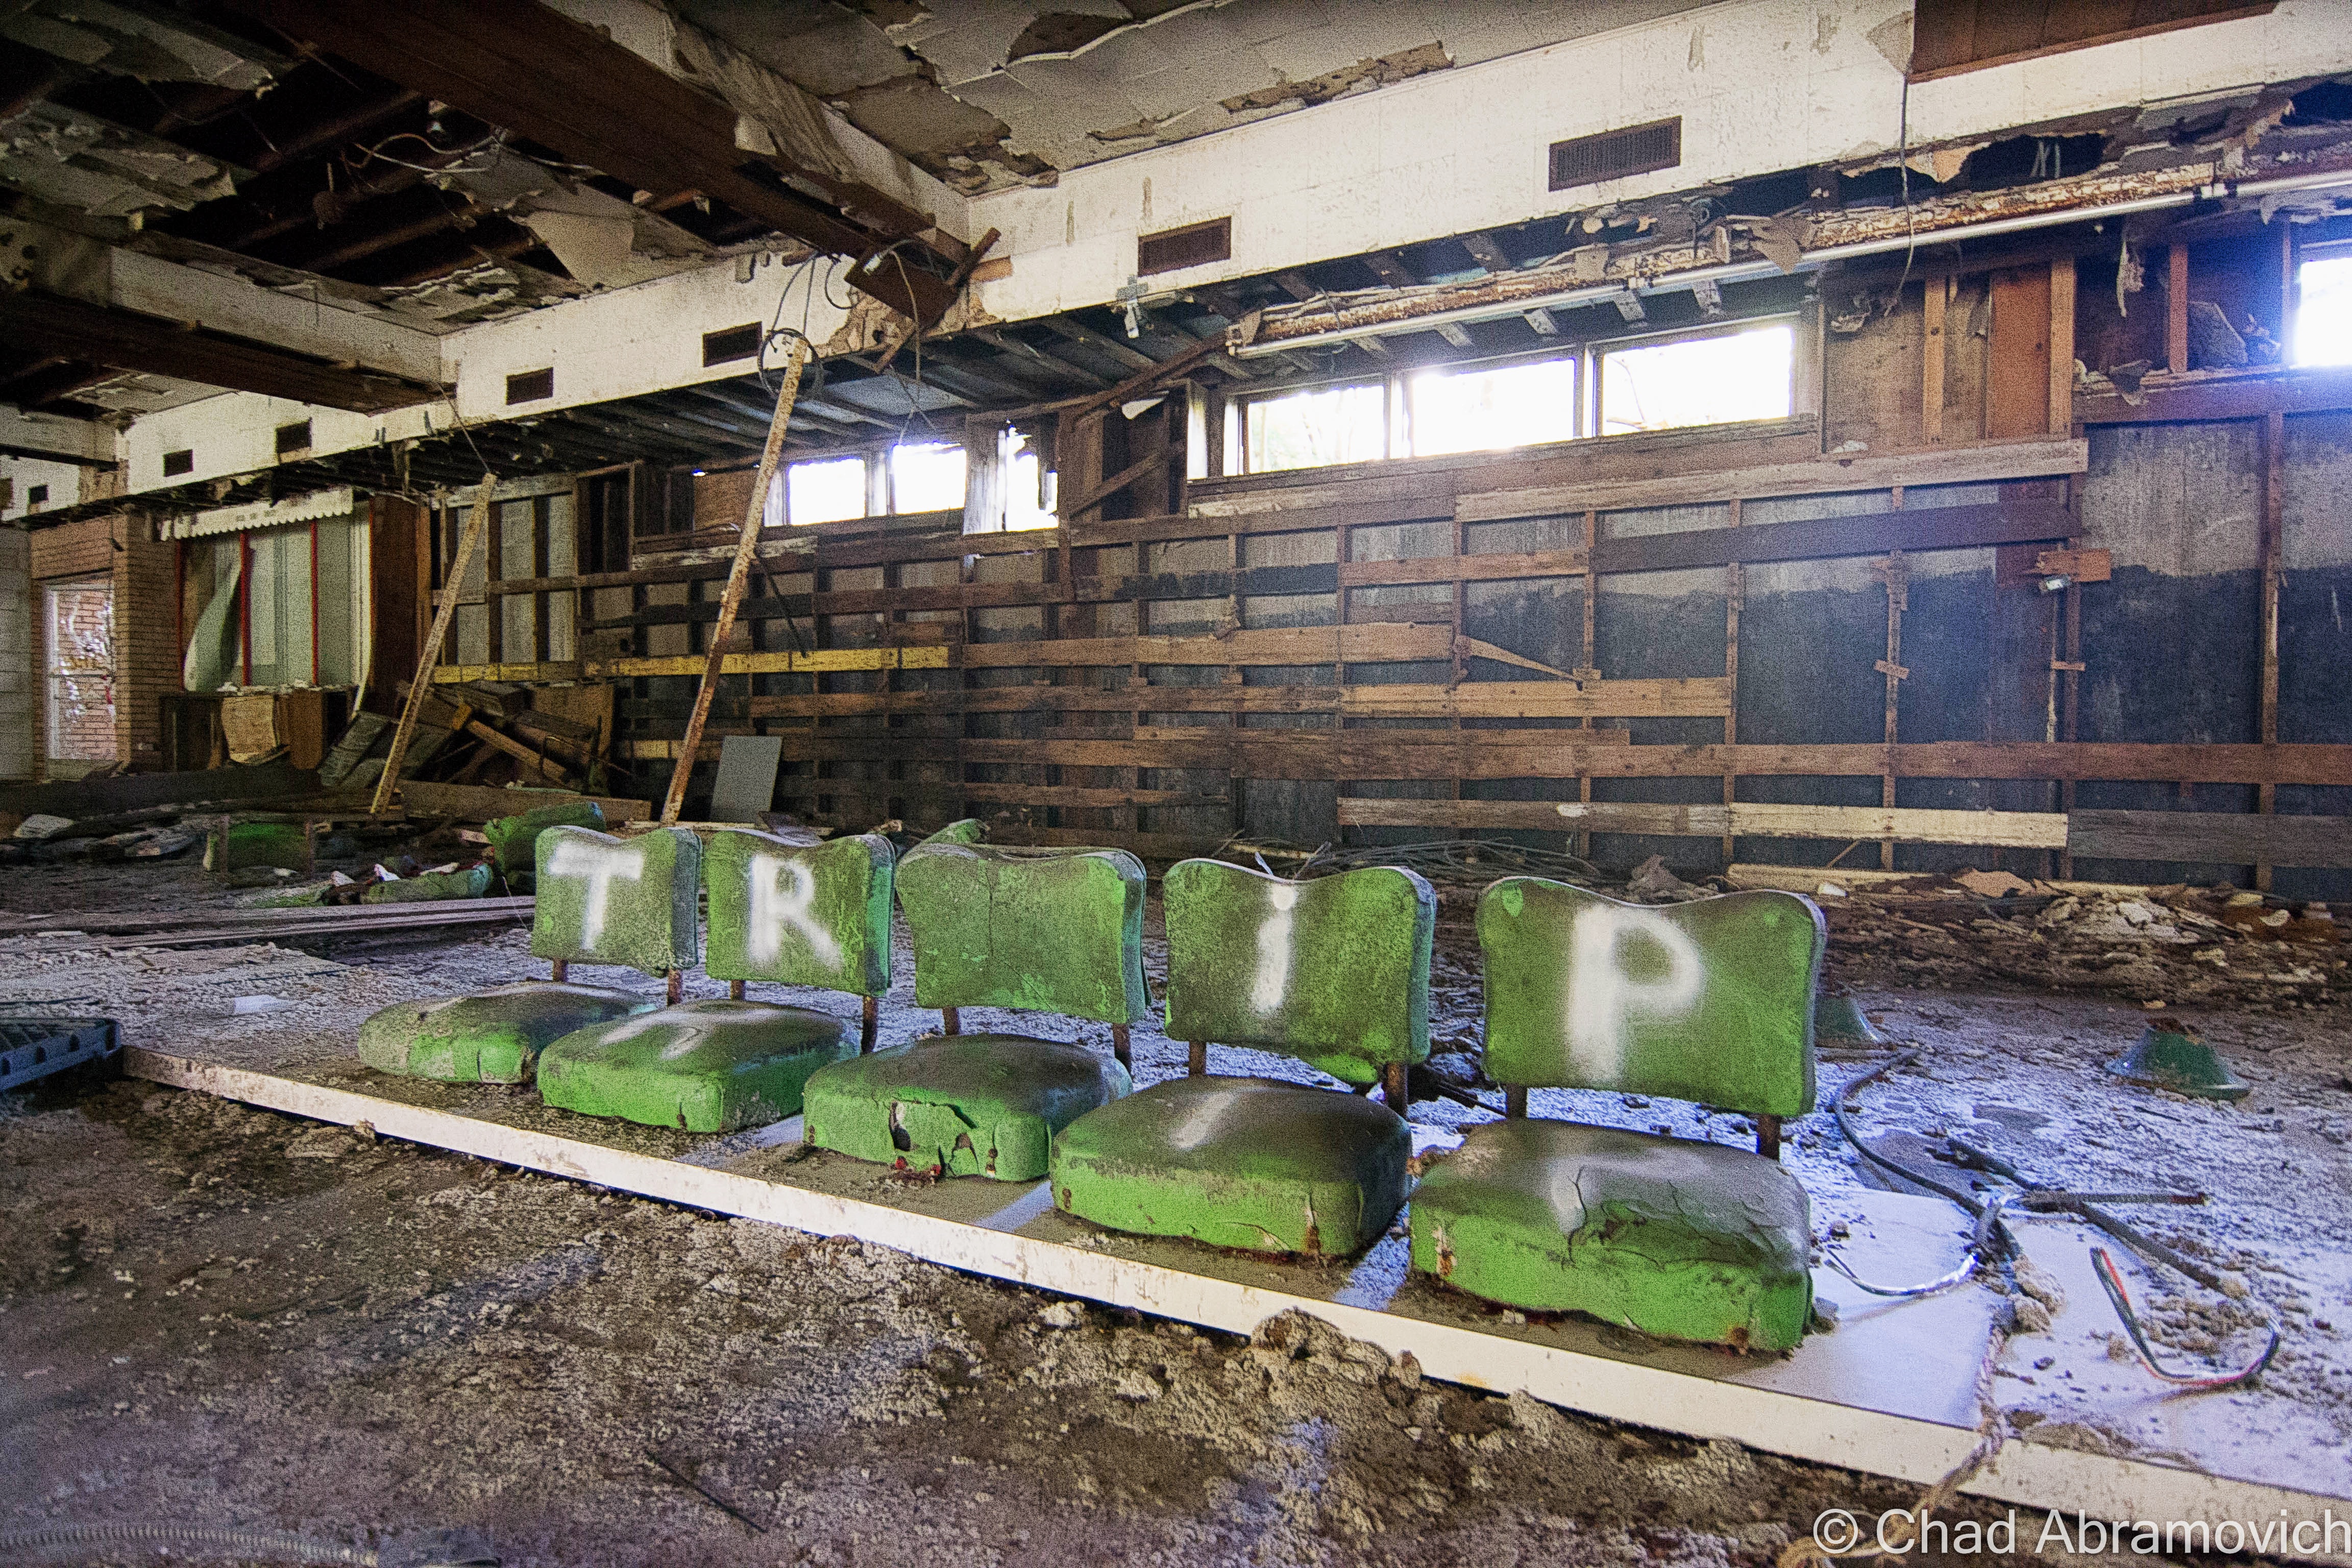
1227, 311, 1807, 478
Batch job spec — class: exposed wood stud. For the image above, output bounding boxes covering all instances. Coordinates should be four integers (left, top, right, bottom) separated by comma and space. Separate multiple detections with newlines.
2257, 410, 2284, 892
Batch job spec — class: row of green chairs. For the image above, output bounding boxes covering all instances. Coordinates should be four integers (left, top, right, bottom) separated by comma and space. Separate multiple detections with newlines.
358, 822, 1826, 1353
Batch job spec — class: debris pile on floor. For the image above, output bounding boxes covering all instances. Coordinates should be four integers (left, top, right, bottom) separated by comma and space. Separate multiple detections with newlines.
1814, 876, 2345, 1009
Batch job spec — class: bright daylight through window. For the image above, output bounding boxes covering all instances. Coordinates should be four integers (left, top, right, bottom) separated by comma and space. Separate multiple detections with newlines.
889, 442, 968, 513
2296, 250, 2352, 366
1406, 357, 1578, 456
1244, 381, 1387, 474
1600, 323, 1795, 435
786, 455, 866, 525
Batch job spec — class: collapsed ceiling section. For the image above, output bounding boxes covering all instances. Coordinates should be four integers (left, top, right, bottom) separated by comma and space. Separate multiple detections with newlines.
677, 0, 1713, 192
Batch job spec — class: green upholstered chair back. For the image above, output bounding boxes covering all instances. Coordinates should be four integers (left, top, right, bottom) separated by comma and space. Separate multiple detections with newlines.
704, 829, 894, 996
528, 826, 701, 976
895, 840, 1148, 1024
1476, 879, 1824, 1119
1162, 859, 1434, 1086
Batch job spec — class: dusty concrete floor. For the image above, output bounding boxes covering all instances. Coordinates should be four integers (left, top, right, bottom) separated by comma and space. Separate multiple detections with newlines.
2, 854, 2343, 1563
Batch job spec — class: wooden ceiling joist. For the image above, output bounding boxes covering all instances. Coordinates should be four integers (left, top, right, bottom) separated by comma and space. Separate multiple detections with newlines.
0, 292, 439, 413
224, 0, 945, 280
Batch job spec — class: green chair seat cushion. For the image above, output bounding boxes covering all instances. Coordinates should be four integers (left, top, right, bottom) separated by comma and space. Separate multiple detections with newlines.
801, 1035, 1132, 1181
1408, 1119, 1813, 1353
356, 983, 656, 1084
1051, 1076, 1410, 1257
536, 998, 855, 1133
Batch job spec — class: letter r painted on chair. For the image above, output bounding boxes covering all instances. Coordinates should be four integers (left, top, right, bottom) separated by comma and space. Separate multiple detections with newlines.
748, 853, 842, 970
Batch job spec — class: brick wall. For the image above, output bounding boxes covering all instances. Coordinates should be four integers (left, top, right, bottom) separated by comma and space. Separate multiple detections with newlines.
0, 529, 30, 780
28, 514, 176, 774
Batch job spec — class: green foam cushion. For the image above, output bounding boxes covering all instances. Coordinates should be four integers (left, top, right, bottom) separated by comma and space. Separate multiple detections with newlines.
896, 842, 1148, 1024
1162, 859, 1432, 1085
356, 982, 655, 1084
704, 829, 893, 995
537, 998, 854, 1133
529, 825, 701, 976
801, 1035, 1132, 1181
1051, 1076, 1410, 1256
1409, 1119, 1812, 1352
1477, 880, 1824, 1117
485, 801, 605, 887
361, 864, 492, 903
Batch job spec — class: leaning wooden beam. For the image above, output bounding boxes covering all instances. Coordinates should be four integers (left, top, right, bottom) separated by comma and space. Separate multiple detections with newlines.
663, 339, 810, 823
373, 474, 494, 815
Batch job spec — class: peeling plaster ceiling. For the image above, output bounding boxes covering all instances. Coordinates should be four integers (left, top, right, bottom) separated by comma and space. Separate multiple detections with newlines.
677, 0, 1714, 191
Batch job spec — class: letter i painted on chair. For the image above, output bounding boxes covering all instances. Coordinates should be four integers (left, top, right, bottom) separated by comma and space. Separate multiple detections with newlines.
530, 827, 702, 977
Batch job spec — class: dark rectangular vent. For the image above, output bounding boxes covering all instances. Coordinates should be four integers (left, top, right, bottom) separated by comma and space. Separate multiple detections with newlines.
27, 484, 47, 507
275, 420, 311, 456
1138, 216, 1232, 277
703, 322, 762, 365
163, 449, 194, 477
506, 367, 555, 404
1549, 116, 1681, 191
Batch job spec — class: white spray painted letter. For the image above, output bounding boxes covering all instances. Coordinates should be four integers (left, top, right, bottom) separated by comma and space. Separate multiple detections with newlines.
1250, 883, 1300, 1015
1566, 903, 1703, 1080
544, 838, 643, 950
748, 853, 842, 970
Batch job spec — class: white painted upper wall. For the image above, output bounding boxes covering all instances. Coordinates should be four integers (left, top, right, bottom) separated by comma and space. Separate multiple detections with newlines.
95, 0, 2352, 500
963, 0, 2352, 320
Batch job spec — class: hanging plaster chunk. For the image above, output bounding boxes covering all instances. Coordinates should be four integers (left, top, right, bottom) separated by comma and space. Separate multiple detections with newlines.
1476, 880, 1824, 1116
704, 830, 894, 995
529, 826, 702, 976
483, 801, 606, 891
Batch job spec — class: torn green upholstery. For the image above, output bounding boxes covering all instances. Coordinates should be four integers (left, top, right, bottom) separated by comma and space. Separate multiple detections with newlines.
538, 999, 857, 1132
528, 826, 702, 974
1407, 880, 1826, 1350
802, 1035, 1130, 1179
356, 983, 656, 1085
800, 835, 1145, 1179
896, 840, 1149, 1023
355, 826, 696, 1086
704, 830, 894, 995
1408, 1120, 1814, 1352
1052, 1076, 1409, 1255
1051, 860, 1432, 1256
538, 830, 893, 1130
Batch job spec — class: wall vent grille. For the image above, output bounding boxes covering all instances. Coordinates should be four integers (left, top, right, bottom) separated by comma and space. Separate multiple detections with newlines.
275, 420, 311, 456
1138, 216, 1232, 276
703, 322, 761, 365
163, 449, 194, 477
506, 367, 555, 405
1549, 116, 1681, 191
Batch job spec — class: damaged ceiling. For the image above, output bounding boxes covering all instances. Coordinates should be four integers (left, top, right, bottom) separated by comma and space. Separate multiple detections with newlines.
677, 0, 1716, 192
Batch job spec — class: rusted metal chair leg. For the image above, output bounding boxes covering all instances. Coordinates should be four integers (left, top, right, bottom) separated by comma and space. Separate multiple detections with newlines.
1754, 1113, 1781, 1160
940, 1007, 960, 1036
665, 969, 683, 1006
1186, 1039, 1207, 1076
1383, 1061, 1409, 1111
728, 979, 746, 1001
861, 995, 878, 1053
1505, 1087, 1529, 1120
551, 959, 568, 983
1111, 1024, 1131, 1071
